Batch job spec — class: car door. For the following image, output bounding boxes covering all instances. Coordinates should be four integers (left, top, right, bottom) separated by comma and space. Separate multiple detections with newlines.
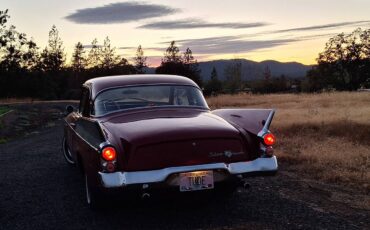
70, 87, 90, 156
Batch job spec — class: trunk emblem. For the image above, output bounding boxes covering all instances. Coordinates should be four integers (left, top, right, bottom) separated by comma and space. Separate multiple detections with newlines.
192, 142, 196, 146
224, 151, 232, 158
209, 151, 244, 158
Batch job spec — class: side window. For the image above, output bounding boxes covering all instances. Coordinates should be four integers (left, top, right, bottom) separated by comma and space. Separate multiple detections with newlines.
79, 88, 90, 116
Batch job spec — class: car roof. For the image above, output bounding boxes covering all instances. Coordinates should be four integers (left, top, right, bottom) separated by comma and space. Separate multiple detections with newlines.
84, 74, 200, 100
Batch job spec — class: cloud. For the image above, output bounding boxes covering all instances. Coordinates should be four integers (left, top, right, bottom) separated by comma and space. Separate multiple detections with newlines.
277, 20, 370, 33
119, 46, 137, 50
168, 36, 297, 54
138, 18, 268, 29
295, 33, 338, 40
65, 2, 179, 24
82, 44, 102, 48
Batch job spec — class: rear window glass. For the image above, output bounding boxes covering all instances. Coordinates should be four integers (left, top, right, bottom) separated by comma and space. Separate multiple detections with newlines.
93, 85, 208, 116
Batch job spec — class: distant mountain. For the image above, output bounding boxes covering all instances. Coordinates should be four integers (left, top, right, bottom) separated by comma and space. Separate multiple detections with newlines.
145, 59, 312, 81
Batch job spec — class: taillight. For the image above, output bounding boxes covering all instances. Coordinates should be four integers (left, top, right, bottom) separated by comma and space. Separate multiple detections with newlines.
263, 133, 276, 146
102, 146, 116, 161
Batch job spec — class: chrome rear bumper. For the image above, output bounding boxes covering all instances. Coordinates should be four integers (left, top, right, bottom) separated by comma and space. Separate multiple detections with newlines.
98, 156, 278, 188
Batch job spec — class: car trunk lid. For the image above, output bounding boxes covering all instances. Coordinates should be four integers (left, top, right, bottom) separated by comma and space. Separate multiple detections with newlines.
101, 108, 250, 171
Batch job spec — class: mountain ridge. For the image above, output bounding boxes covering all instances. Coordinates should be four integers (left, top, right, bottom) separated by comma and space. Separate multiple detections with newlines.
145, 59, 312, 81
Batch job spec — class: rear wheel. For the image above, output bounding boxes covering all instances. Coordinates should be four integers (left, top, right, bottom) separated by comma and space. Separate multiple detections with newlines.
62, 136, 75, 165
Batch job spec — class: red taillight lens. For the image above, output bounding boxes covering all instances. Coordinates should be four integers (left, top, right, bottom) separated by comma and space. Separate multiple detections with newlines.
102, 147, 116, 161
263, 133, 276, 146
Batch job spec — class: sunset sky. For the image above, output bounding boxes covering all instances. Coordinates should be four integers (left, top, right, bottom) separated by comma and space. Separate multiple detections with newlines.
2, 0, 370, 66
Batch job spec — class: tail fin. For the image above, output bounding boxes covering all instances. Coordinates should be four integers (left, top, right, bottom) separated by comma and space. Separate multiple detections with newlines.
212, 109, 275, 136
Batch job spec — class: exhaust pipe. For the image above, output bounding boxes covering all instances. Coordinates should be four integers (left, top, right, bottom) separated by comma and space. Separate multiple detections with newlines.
243, 182, 251, 189
238, 180, 251, 189
142, 192, 151, 199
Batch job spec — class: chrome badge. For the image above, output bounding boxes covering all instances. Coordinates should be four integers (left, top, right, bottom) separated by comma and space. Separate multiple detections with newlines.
209, 151, 244, 158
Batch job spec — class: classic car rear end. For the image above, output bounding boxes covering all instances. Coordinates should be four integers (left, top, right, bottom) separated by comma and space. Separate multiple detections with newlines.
62, 75, 278, 207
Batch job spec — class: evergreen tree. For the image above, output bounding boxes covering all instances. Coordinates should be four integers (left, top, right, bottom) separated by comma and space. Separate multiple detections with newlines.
134, 45, 147, 74
183, 47, 202, 86
39, 25, 65, 72
86, 38, 101, 69
183, 48, 194, 65
156, 42, 202, 86
71, 42, 86, 72
263, 66, 271, 81
163, 41, 181, 63
100, 36, 119, 70
156, 41, 183, 75
205, 67, 222, 95
224, 60, 242, 93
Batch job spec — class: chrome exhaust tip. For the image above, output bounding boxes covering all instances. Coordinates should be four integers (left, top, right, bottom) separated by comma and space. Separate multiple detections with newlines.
243, 182, 251, 189
238, 180, 251, 189
142, 193, 151, 199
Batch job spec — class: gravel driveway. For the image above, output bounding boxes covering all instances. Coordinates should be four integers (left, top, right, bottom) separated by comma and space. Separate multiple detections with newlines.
0, 122, 369, 230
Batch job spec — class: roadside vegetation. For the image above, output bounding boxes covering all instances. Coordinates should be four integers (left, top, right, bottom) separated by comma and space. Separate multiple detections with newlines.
0, 10, 200, 100
208, 92, 370, 192
1, 9, 369, 100
0, 106, 10, 116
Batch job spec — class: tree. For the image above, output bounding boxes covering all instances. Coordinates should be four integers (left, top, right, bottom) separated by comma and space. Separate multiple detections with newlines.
71, 42, 86, 72
182, 47, 202, 86
156, 42, 202, 86
21, 39, 39, 70
39, 25, 65, 72
134, 45, 147, 73
0, 9, 9, 47
0, 9, 39, 72
0, 25, 27, 72
308, 28, 370, 90
183, 47, 194, 65
163, 41, 181, 63
204, 67, 222, 95
224, 60, 242, 93
100, 36, 119, 70
0, 9, 43, 99
263, 65, 271, 81
86, 38, 101, 69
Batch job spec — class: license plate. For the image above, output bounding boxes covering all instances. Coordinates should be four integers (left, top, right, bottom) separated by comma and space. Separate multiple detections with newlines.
179, 170, 214, 192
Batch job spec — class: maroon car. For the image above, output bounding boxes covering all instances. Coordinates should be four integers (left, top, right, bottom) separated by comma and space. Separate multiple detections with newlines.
62, 74, 277, 206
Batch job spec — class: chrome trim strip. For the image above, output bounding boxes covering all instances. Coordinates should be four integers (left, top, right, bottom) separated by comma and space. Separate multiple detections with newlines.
93, 83, 202, 100
98, 156, 278, 188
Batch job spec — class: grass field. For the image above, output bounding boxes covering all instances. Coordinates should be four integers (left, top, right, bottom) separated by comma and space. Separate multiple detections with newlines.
207, 92, 370, 192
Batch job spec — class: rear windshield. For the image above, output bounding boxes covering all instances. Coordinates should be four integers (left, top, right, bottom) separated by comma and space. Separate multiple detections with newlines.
93, 85, 208, 116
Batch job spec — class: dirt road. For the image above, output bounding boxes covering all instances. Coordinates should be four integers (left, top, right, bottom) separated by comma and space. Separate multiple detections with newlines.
0, 122, 369, 230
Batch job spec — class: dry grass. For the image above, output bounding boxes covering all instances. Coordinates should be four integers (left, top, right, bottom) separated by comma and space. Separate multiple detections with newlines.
0, 98, 35, 104
0, 98, 78, 105
207, 92, 370, 191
